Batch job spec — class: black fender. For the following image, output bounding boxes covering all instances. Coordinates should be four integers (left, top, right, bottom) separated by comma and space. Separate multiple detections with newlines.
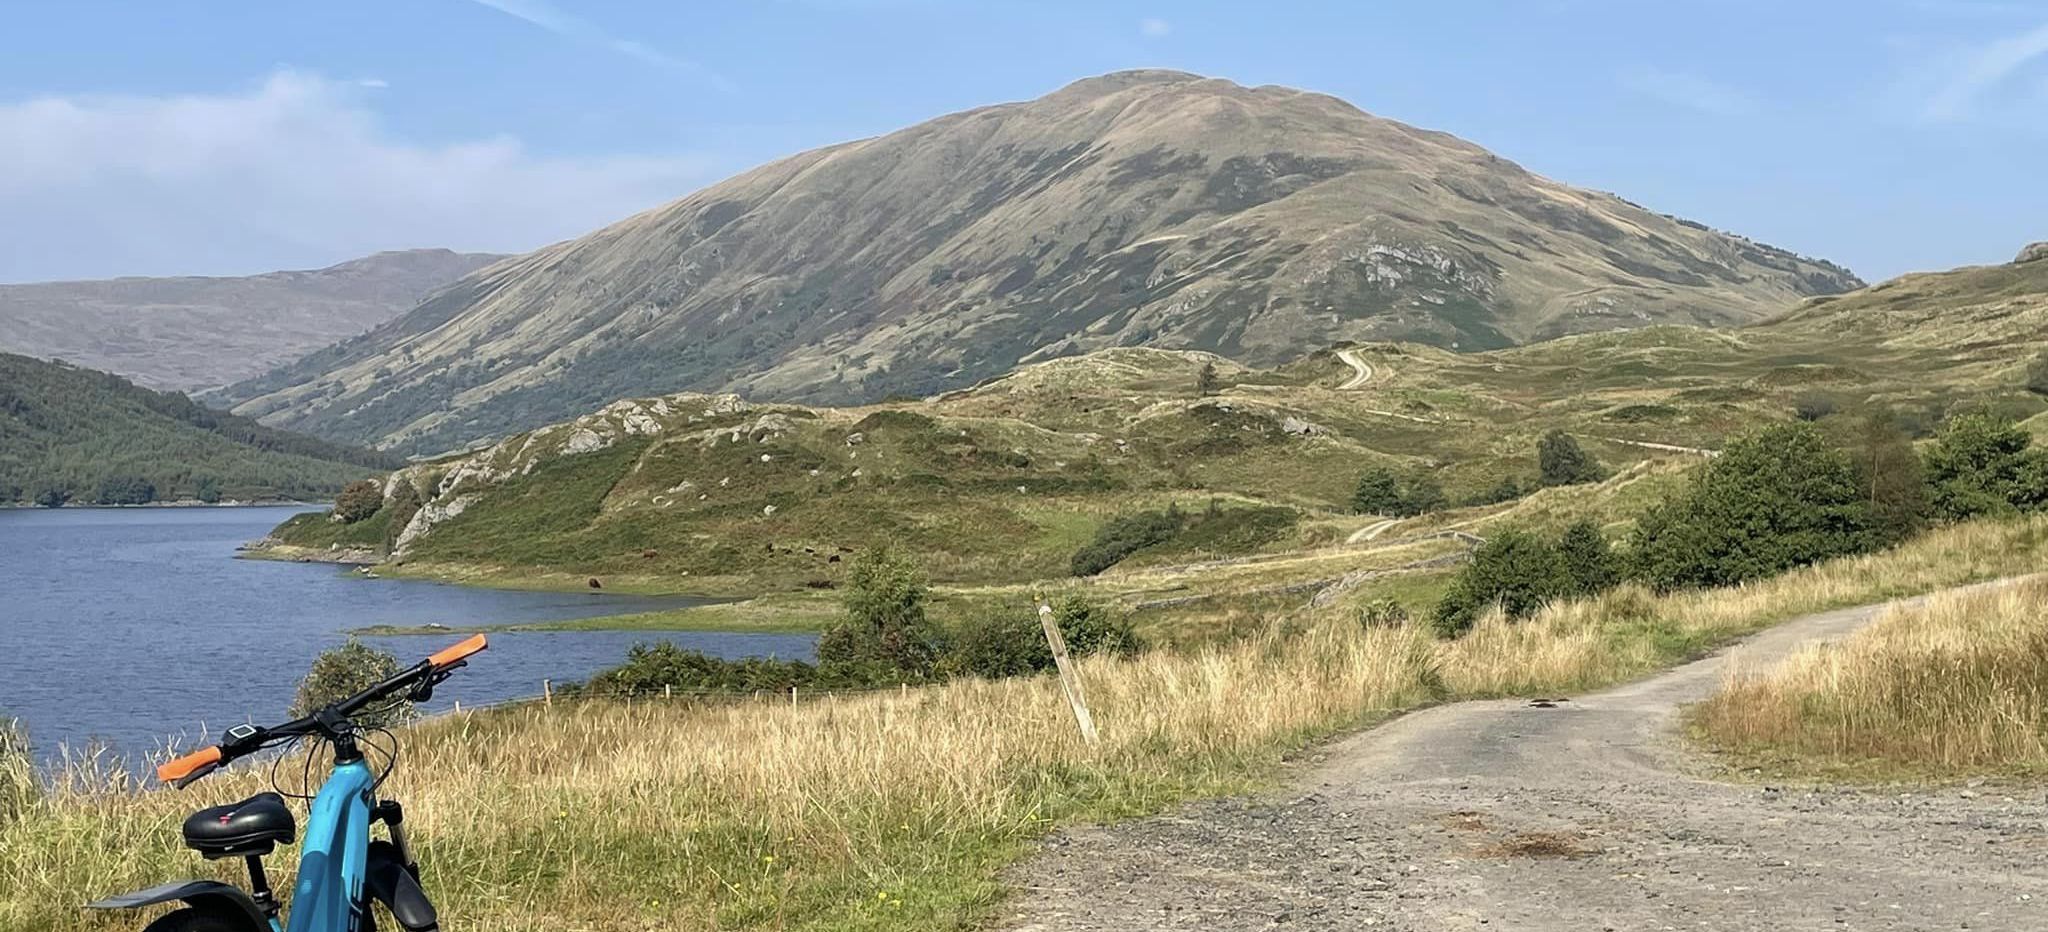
86, 880, 269, 930
364, 840, 439, 932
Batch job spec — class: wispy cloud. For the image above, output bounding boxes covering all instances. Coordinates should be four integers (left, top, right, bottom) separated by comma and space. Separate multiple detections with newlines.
0, 71, 719, 281
1620, 68, 1756, 117
1139, 17, 1171, 38
1919, 20, 2048, 120
461, 0, 734, 91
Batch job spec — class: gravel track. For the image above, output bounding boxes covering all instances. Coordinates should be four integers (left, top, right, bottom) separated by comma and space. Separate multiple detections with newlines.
1003, 584, 2048, 931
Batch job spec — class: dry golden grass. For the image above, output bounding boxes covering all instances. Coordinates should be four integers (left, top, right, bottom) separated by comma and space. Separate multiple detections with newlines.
1694, 578, 2048, 779
6, 514, 2046, 931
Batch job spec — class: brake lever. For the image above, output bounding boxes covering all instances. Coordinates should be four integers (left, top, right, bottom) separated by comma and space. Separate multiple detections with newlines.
171, 762, 220, 791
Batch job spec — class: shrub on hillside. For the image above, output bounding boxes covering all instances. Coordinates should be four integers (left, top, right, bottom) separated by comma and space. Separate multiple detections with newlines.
1555, 519, 1620, 597
814, 548, 941, 675
2026, 352, 2048, 397
1351, 467, 1445, 517
383, 481, 423, 550
1630, 422, 1876, 592
292, 640, 414, 728
1070, 506, 1186, 576
1431, 527, 1567, 637
333, 479, 385, 524
1351, 466, 1403, 515
1537, 430, 1605, 487
1357, 598, 1410, 629
1838, 408, 1928, 544
1464, 476, 1526, 507
943, 593, 1137, 680
1924, 411, 2048, 521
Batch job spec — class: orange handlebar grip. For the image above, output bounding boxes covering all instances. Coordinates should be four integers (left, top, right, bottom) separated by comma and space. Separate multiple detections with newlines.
428, 633, 488, 669
157, 746, 222, 784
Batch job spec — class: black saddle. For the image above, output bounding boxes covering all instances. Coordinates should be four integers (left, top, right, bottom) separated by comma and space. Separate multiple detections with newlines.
182, 792, 296, 859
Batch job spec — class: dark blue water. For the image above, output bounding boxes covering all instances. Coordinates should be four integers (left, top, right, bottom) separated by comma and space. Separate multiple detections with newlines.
0, 505, 814, 759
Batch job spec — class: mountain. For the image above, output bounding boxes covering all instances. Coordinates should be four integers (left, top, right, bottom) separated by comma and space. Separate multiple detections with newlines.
260, 252, 2043, 593
0, 352, 399, 505
0, 248, 506, 392
214, 70, 1859, 455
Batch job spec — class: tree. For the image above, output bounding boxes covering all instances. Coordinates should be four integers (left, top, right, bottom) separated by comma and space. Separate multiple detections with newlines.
1840, 408, 1927, 544
1555, 519, 1620, 598
33, 486, 69, 509
1630, 422, 1875, 592
292, 640, 415, 728
1351, 467, 1404, 515
382, 481, 424, 550
1401, 473, 1446, 516
1431, 528, 1566, 637
93, 475, 156, 505
1196, 361, 1221, 397
1537, 430, 1604, 487
332, 479, 385, 524
1466, 476, 1525, 507
193, 476, 223, 504
1923, 411, 2042, 521
815, 548, 941, 675
2026, 352, 2048, 397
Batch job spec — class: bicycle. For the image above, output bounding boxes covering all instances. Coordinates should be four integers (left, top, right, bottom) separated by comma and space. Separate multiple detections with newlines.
87, 634, 488, 932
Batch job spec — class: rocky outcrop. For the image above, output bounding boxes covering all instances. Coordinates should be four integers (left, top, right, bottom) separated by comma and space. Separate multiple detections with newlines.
2016, 242, 2048, 265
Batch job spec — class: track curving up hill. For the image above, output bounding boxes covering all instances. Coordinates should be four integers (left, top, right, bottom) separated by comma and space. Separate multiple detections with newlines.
1004, 580, 2048, 931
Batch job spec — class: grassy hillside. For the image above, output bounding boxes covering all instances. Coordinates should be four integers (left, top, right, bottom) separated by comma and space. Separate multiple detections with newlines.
216, 70, 1855, 454
0, 353, 399, 504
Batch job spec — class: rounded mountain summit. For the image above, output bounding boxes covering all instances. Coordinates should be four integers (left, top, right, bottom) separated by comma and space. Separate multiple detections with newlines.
214, 69, 1862, 455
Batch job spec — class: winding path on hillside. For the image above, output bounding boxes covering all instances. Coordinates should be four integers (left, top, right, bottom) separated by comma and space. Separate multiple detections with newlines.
1345, 518, 1400, 544
1336, 349, 1376, 390
1004, 581, 2048, 931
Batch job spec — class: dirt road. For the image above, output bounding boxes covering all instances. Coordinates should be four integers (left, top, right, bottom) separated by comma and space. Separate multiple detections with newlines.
1004, 585, 2048, 931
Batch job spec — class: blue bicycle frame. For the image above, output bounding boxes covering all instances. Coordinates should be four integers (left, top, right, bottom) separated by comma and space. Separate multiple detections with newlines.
287, 758, 377, 932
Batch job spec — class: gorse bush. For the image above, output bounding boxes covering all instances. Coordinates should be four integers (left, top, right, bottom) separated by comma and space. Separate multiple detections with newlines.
1433, 528, 1569, 637
1537, 430, 1604, 487
332, 479, 385, 524
292, 640, 415, 728
1630, 422, 1876, 592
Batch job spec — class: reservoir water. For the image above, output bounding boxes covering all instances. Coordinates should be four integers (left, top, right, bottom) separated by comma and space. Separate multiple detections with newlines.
0, 505, 814, 761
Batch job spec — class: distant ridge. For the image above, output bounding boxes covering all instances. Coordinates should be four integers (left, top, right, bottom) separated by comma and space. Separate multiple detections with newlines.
0, 248, 505, 392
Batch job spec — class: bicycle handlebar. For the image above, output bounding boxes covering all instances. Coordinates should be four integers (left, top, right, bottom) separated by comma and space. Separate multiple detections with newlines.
155, 634, 488, 787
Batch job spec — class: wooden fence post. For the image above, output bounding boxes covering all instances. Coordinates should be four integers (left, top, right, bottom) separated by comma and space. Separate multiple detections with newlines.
1038, 600, 1099, 745
543, 679, 552, 708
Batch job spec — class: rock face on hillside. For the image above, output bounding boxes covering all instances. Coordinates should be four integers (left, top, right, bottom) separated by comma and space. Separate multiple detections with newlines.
2017, 242, 2048, 265
216, 70, 1861, 454
0, 249, 504, 391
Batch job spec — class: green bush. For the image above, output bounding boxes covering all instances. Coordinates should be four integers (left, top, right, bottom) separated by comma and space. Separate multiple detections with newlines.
333, 479, 385, 524
814, 548, 941, 675
1924, 411, 2048, 521
1630, 422, 1876, 592
292, 640, 415, 728
33, 486, 69, 508
1465, 475, 1525, 507
1070, 506, 1186, 576
1555, 519, 1620, 597
1432, 528, 1567, 637
1352, 467, 1444, 517
943, 594, 1137, 680
383, 481, 423, 550
2025, 352, 2048, 397
1357, 598, 1410, 629
1537, 430, 1604, 487
1839, 408, 1928, 544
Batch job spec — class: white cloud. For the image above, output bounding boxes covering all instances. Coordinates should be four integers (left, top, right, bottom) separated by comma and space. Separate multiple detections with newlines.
356, 77, 390, 89
1620, 68, 1756, 117
1139, 17, 1171, 38
1919, 20, 2048, 120
0, 71, 720, 282
461, 0, 733, 91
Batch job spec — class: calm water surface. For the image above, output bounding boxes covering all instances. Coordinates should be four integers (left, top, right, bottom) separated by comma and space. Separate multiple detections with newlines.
0, 506, 813, 759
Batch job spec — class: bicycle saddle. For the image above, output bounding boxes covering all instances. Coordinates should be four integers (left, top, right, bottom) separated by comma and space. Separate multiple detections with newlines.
182, 791, 297, 859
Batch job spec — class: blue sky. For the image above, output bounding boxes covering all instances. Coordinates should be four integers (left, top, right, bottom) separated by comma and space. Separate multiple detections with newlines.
2, 0, 2044, 283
